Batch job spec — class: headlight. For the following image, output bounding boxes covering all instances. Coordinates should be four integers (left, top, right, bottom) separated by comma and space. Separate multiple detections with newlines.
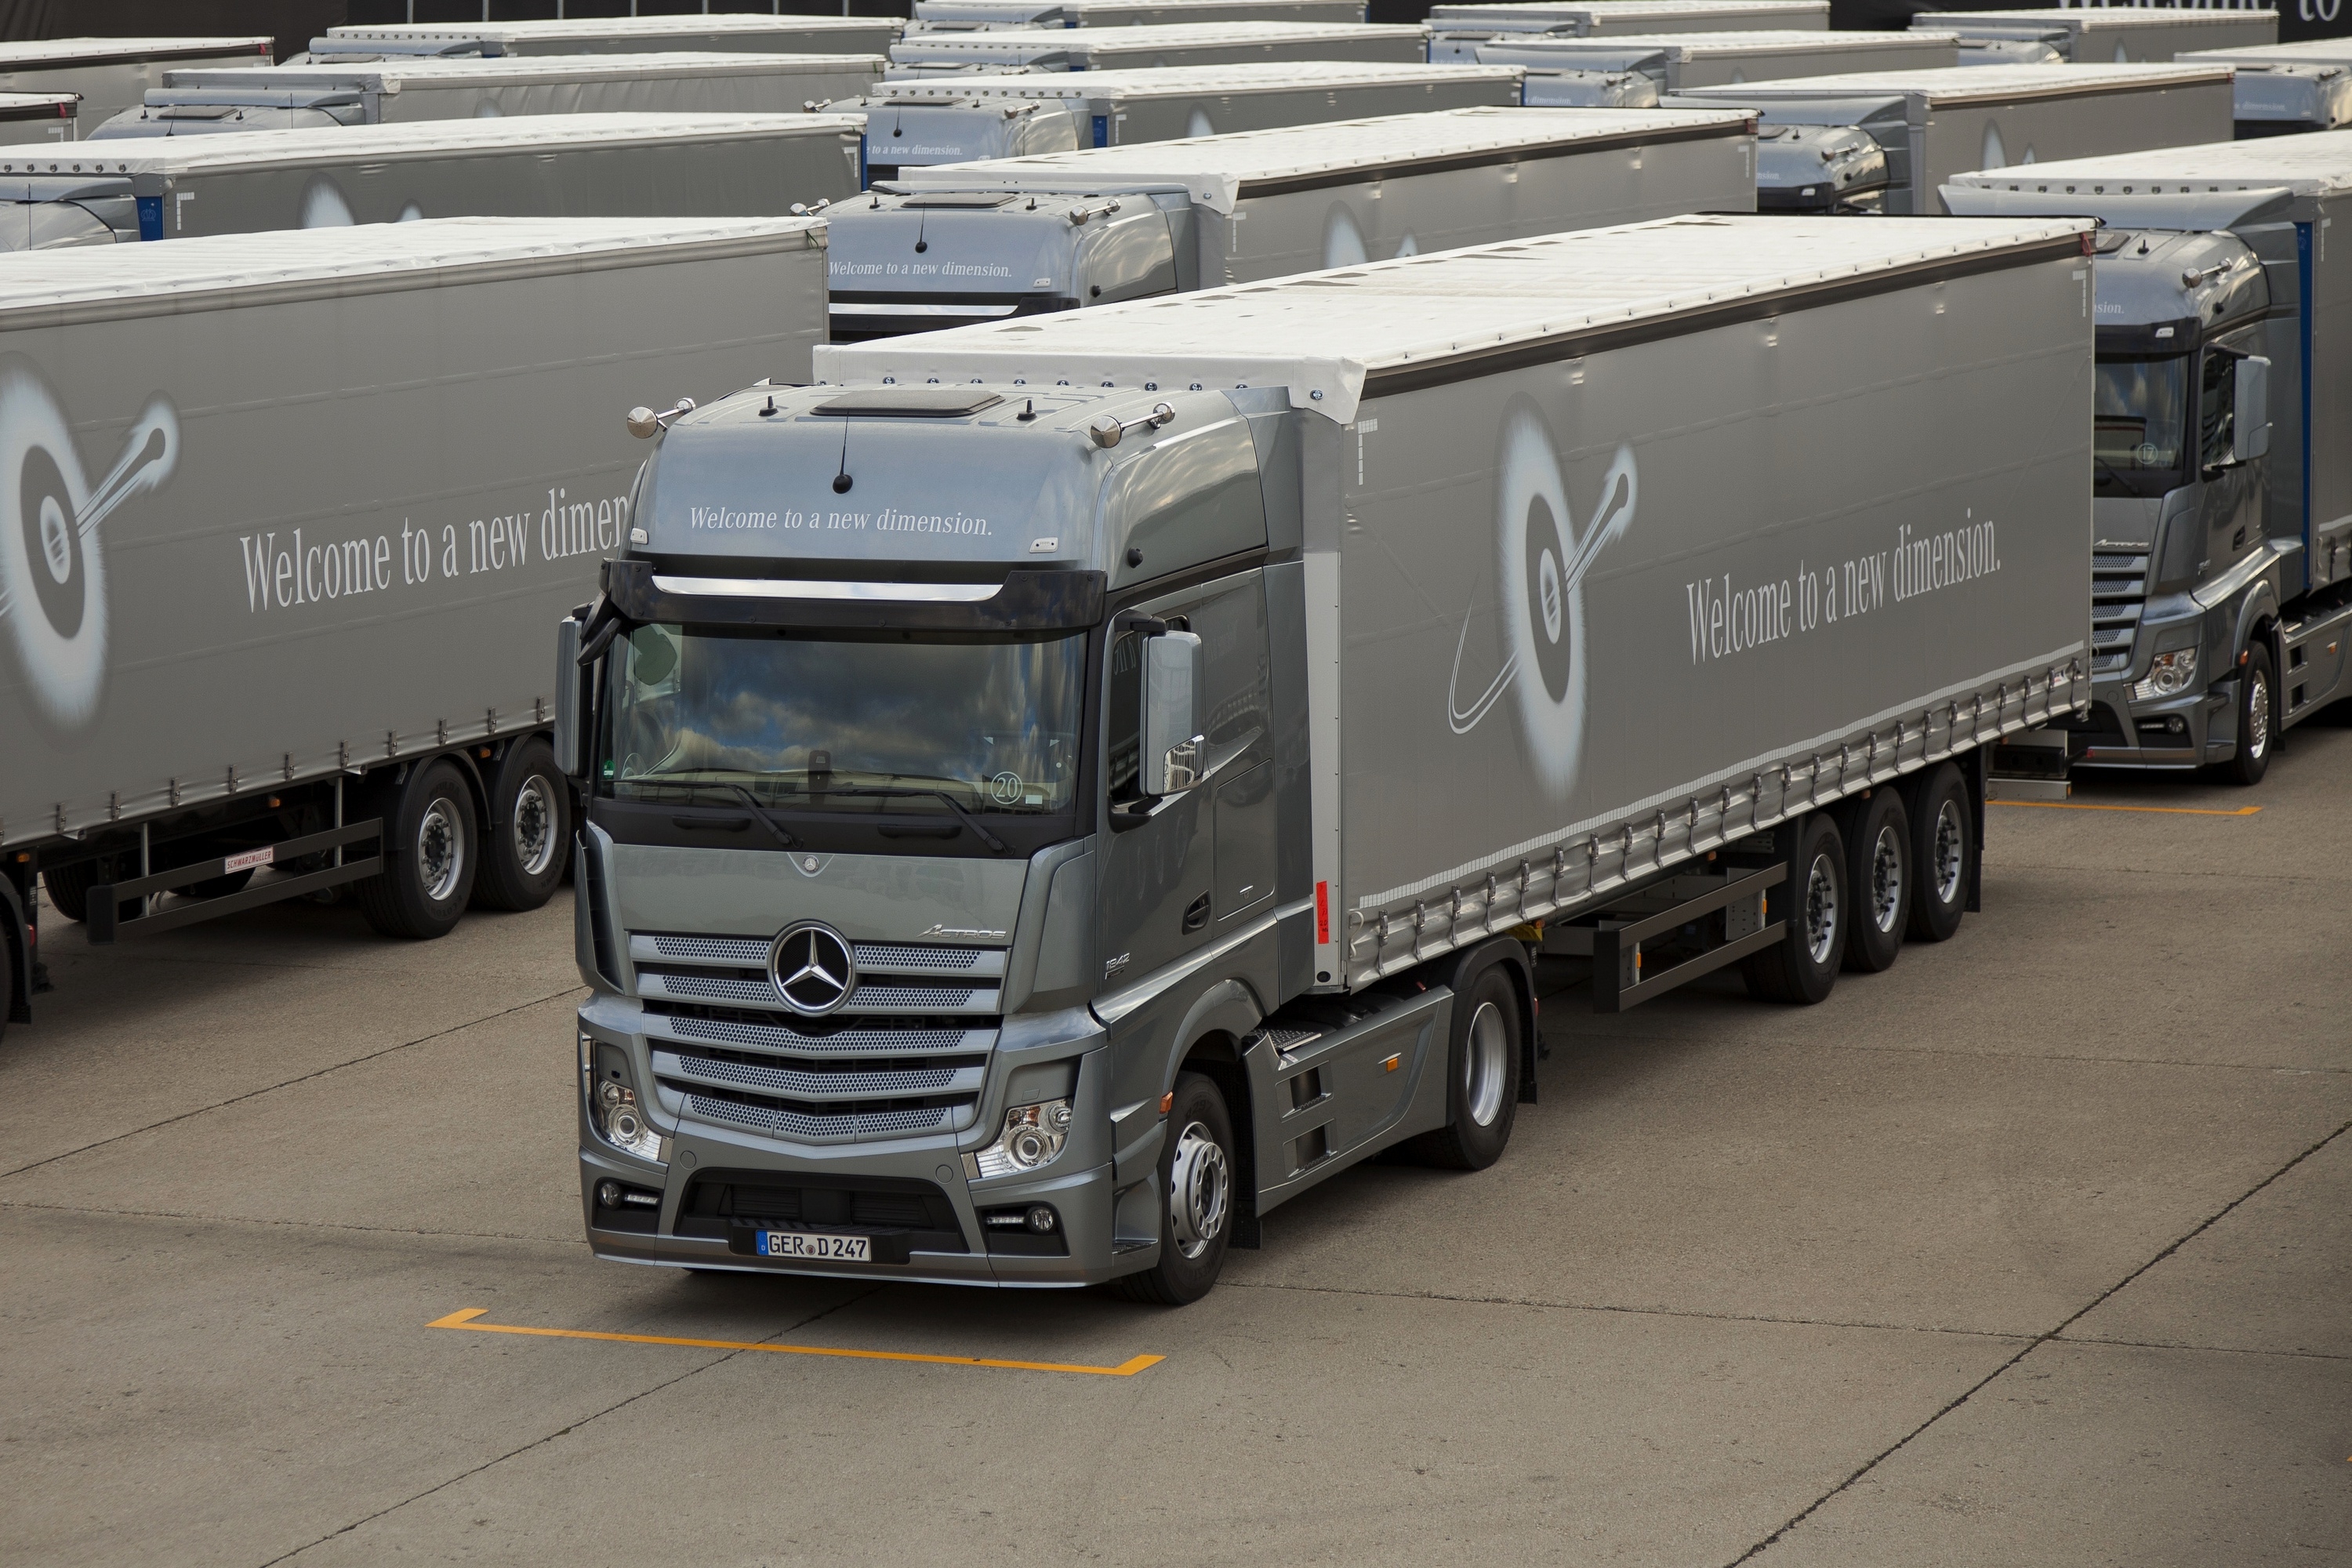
584, 1036, 668, 1163
2132, 647, 2199, 702
969, 1098, 1073, 1179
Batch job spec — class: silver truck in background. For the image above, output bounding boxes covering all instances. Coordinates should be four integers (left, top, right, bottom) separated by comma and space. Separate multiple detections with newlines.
305, 14, 903, 62
842, 60, 1523, 180
1911, 7, 2278, 64
884, 20, 1432, 75
562, 213, 2092, 1301
826, 105, 1755, 339
1673, 63, 2236, 215
1478, 27, 1958, 108
0, 37, 275, 129
0, 114, 865, 249
907, 0, 1368, 29
1947, 133, 2352, 787
0, 216, 832, 1044
89, 53, 886, 140
1429, 0, 1828, 63
2183, 40, 2352, 136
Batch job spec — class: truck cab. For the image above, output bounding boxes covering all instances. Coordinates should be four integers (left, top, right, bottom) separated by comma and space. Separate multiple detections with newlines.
2070, 227, 2278, 774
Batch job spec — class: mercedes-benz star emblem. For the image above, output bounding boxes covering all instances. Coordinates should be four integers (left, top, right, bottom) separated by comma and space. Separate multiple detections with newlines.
767, 922, 857, 1016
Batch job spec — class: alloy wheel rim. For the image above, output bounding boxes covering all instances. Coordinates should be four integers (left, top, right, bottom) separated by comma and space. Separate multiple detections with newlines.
1804, 851, 1839, 965
1933, 801, 1965, 904
1167, 1119, 1229, 1261
1869, 824, 1904, 935
1464, 1000, 1509, 1128
416, 797, 464, 903
512, 775, 557, 877
2247, 671, 2270, 758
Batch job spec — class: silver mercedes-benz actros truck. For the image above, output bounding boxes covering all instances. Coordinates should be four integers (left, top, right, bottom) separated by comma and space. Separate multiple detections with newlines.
2183, 39, 2352, 136
826, 105, 1756, 339
1947, 132, 2352, 787
563, 212, 2093, 1301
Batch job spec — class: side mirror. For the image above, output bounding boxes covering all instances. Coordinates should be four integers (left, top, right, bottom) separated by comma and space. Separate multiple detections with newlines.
2234, 354, 2271, 464
1138, 630, 1203, 797
554, 614, 585, 779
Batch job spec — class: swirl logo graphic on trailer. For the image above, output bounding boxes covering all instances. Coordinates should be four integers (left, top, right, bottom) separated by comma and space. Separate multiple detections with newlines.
0, 358, 179, 728
1448, 405, 1636, 796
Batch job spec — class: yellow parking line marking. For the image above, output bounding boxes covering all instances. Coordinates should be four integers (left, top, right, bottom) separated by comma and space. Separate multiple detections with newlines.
427, 1308, 1164, 1377
1989, 800, 2261, 817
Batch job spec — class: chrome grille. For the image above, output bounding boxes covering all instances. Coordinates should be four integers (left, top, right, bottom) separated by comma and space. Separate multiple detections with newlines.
633, 926, 1008, 1146
2091, 552, 2148, 677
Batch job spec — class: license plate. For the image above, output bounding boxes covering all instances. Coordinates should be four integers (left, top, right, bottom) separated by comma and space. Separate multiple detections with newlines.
757, 1230, 870, 1262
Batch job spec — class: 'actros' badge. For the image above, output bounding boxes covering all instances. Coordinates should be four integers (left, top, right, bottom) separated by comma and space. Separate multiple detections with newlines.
767, 921, 858, 1016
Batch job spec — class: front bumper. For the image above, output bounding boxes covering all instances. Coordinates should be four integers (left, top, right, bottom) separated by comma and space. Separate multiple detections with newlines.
2064, 677, 2231, 769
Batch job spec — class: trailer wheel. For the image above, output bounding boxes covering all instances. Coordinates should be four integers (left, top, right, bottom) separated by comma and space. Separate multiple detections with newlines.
39, 860, 138, 927
1113, 1072, 1235, 1306
1903, 764, 1970, 944
1838, 789, 1910, 974
474, 739, 572, 913
2221, 642, 2275, 787
1405, 963, 1521, 1170
1741, 812, 1845, 1005
352, 760, 478, 941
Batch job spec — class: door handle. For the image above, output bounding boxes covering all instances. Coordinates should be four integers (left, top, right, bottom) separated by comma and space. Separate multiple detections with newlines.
1183, 892, 1211, 932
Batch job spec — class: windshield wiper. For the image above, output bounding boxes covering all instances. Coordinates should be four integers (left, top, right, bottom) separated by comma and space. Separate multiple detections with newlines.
629, 773, 800, 848
821, 786, 1009, 854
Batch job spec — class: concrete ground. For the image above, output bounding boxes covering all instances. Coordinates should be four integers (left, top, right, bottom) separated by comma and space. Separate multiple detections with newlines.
5, 731, 2347, 1568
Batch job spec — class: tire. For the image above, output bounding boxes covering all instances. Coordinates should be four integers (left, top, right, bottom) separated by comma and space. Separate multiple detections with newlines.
351, 759, 478, 941
39, 859, 138, 927
1741, 811, 1846, 1005
0, 917, 13, 1047
1837, 788, 1910, 974
2221, 641, 2274, 787
474, 739, 572, 913
1405, 964, 1521, 1171
1903, 763, 1971, 944
1112, 1071, 1236, 1306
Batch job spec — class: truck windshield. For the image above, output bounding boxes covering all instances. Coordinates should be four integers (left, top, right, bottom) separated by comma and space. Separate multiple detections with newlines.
601, 624, 1085, 814
2093, 355, 2188, 497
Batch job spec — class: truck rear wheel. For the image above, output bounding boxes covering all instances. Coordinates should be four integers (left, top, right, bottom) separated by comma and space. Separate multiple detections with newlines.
2221, 642, 2275, 787
1838, 789, 1909, 974
474, 739, 571, 913
352, 760, 478, 941
1903, 763, 1970, 943
1405, 964, 1521, 1170
1113, 1072, 1235, 1306
1741, 812, 1845, 1005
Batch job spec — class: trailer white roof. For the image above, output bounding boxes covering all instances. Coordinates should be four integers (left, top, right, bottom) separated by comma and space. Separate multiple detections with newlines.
1432, 1, 1828, 25
870, 59, 1521, 100
163, 52, 880, 92
816, 212, 2089, 422
0, 93, 76, 117
893, 103, 1750, 209
0, 216, 826, 319
0, 38, 274, 68
1945, 126, 2352, 196
913, 0, 1363, 19
0, 112, 863, 178
2184, 39, 2352, 69
1675, 60, 2235, 104
1489, 27, 1951, 58
890, 20, 1427, 54
324, 16, 895, 45
1911, 6, 2279, 32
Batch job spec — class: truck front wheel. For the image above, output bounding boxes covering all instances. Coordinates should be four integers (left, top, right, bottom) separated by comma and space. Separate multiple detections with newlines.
1113, 1072, 1235, 1306
353, 760, 479, 941
2222, 642, 2275, 787
474, 739, 572, 912
1742, 812, 1845, 1005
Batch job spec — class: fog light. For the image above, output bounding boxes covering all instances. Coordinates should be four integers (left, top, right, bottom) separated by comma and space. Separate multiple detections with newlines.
596, 1178, 623, 1208
970, 1098, 1072, 1179
1025, 1204, 1058, 1234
